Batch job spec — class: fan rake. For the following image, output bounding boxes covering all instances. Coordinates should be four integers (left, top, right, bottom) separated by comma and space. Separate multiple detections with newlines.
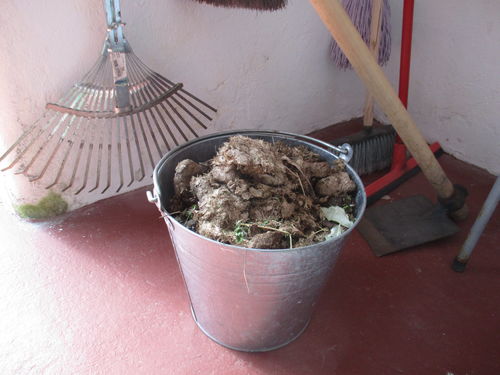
0, 0, 216, 195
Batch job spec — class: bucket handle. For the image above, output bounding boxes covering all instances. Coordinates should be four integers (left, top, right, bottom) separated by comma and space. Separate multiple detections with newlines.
281, 133, 353, 163
146, 190, 158, 204
147, 190, 162, 211
147, 190, 176, 231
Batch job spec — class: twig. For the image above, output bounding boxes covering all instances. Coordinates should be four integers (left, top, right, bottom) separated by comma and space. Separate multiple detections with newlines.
243, 250, 250, 293
293, 163, 315, 196
285, 166, 306, 196
313, 228, 329, 235
283, 159, 316, 199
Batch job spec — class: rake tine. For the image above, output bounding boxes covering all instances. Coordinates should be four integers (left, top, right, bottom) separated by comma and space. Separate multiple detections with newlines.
32, 76, 101, 182
15, 114, 70, 175
45, 117, 85, 189
62, 135, 87, 192
99, 84, 113, 194
118, 117, 134, 188
128, 115, 146, 182
135, 111, 155, 170
140, 62, 216, 114
152, 103, 183, 144
165, 99, 198, 138
147, 107, 172, 153
41, 89, 101, 184
178, 88, 216, 113
142, 97, 173, 153
141, 81, 180, 148
79, 66, 110, 192
1, 83, 85, 171
101, 126, 113, 194
47, 56, 107, 111
130, 66, 182, 148
88, 55, 111, 109
62, 72, 106, 192
141, 110, 162, 159
130, 51, 213, 147
0, 114, 50, 165
170, 96, 208, 130
29, 116, 76, 182
1, 113, 59, 171
130, 54, 216, 115
88, 139, 103, 193
173, 92, 215, 121
75, 127, 96, 195
143, 96, 182, 148
129, 55, 173, 87
149, 71, 216, 120
83, 126, 103, 192
129, 86, 155, 171
115, 117, 125, 193
160, 102, 187, 144
78, 55, 107, 89
140, 66, 215, 121
127, 59, 165, 156
152, 105, 176, 149
18, 75, 103, 176
129, 73, 189, 147
127, 57, 178, 149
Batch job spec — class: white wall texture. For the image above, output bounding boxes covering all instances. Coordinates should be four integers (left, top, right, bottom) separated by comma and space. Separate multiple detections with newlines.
0, 0, 365, 211
0, 0, 498, 214
380, 0, 500, 176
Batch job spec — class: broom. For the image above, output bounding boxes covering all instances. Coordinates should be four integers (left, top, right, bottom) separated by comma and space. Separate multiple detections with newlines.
191, 0, 287, 11
330, 0, 396, 176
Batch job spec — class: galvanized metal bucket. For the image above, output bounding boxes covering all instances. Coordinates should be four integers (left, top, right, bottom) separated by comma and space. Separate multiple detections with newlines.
148, 130, 366, 352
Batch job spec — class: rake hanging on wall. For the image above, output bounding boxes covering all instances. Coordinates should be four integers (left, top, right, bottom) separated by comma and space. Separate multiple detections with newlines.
0, 0, 216, 195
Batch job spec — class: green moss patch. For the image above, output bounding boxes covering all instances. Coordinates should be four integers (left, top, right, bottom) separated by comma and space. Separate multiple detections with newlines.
15, 192, 68, 220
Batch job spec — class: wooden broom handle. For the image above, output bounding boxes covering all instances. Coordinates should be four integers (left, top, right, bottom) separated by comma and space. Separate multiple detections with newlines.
363, 0, 383, 127
309, 0, 454, 199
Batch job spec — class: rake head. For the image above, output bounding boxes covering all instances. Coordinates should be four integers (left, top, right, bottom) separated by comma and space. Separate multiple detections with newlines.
192, 0, 287, 11
0, 0, 216, 195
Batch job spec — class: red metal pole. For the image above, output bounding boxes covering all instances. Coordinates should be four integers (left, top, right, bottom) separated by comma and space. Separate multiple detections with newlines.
365, 0, 444, 203
398, 0, 414, 108
390, 0, 415, 171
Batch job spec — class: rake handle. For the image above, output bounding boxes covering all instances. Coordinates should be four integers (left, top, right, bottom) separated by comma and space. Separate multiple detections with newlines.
362, 0, 383, 127
309, 0, 455, 200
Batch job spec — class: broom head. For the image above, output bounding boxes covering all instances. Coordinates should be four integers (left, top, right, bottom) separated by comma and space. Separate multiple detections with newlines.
192, 0, 287, 11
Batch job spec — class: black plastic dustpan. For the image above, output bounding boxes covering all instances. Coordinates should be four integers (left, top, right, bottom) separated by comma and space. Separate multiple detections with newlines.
357, 195, 459, 257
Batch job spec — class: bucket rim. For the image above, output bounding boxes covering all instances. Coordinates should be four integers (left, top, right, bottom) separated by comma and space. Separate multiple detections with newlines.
152, 129, 366, 253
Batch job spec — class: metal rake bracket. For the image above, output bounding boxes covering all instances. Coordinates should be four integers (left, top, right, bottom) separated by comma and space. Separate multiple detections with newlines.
0, 0, 216, 195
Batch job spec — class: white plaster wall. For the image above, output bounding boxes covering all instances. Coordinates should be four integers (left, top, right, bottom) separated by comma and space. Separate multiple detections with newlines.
380, 0, 500, 176
0, 0, 365, 211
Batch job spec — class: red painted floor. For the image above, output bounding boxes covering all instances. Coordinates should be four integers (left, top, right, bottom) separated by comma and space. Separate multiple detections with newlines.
0, 142, 499, 374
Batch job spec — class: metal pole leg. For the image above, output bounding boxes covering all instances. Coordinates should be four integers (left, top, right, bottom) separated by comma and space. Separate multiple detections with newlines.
452, 177, 500, 273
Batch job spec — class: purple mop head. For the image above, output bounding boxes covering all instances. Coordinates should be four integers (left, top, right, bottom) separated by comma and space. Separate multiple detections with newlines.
330, 0, 391, 70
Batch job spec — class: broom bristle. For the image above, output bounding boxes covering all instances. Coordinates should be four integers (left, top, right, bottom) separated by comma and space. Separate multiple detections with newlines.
333, 126, 396, 176
193, 0, 287, 11
330, 0, 391, 69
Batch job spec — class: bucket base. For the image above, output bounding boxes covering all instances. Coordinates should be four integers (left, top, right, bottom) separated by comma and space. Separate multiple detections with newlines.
190, 307, 311, 352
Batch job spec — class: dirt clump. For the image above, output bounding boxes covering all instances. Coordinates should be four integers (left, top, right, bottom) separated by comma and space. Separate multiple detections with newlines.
169, 135, 357, 249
